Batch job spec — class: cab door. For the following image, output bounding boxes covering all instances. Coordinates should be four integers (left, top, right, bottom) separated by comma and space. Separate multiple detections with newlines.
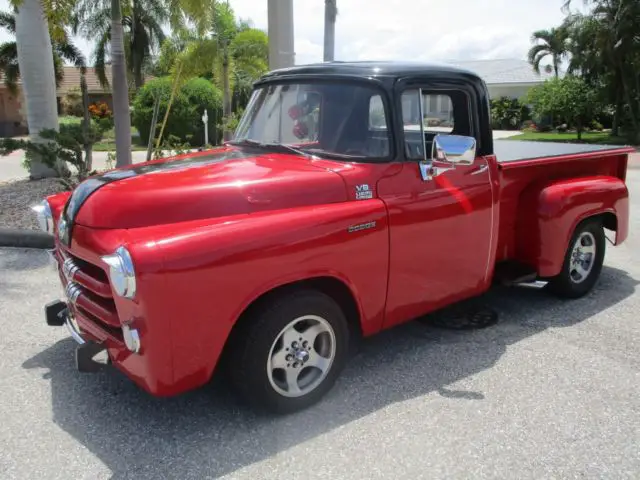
379, 87, 494, 328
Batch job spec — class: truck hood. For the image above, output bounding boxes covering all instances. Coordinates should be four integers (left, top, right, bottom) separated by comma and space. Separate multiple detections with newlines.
64, 146, 348, 233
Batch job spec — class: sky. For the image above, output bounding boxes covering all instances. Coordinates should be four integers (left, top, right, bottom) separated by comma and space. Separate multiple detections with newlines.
0, 0, 575, 66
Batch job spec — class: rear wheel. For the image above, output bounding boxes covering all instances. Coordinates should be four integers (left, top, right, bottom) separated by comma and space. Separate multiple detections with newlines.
547, 219, 605, 298
228, 290, 349, 414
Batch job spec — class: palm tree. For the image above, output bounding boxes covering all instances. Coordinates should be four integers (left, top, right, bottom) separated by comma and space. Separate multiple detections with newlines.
11, 0, 69, 178
74, 0, 171, 90
527, 27, 569, 77
73, 0, 214, 167
174, 3, 268, 140
0, 10, 86, 94
564, 0, 640, 141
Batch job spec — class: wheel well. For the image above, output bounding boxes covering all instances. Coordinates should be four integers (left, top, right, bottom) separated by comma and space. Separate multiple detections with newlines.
599, 212, 617, 232
218, 277, 363, 373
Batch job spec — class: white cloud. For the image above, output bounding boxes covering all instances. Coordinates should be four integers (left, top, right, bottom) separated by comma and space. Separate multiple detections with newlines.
0, 0, 574, 66
230, 0, 571, 64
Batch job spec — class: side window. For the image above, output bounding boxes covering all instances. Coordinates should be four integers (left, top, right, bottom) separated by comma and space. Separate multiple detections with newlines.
367, 94, 390, 157
401, 89, 469, 159
369, 95, 386, 129
422, 93, 454, 133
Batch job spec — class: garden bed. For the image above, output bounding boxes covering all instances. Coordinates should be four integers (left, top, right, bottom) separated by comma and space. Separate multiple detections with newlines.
0, 178, 65, 230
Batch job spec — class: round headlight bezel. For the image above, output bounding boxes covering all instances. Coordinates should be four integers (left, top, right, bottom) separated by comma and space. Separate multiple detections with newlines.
31, 200, 54, 234
102, 246, 137, 299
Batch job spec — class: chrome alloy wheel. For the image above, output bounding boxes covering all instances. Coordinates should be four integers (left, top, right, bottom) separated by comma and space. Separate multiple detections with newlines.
267, 315, 336, 398
569, 231, 597, 284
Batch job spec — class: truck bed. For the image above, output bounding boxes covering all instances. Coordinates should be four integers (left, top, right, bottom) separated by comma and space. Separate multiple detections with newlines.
494, 140, 631, 163
494, 140, 633, 265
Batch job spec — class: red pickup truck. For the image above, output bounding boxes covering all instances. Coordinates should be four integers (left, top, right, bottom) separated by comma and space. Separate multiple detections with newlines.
36, 61, 633, 413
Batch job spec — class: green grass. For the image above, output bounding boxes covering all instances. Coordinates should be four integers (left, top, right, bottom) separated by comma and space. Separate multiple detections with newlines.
58, 115, 142, 151
506, 130, 634, 146
94, 141, 147, 152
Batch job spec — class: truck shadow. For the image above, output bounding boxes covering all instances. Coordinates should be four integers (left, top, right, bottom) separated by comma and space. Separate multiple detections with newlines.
22, 265, 638, 479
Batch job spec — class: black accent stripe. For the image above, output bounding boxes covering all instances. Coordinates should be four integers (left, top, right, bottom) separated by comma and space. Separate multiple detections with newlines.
59, 148, 254, 246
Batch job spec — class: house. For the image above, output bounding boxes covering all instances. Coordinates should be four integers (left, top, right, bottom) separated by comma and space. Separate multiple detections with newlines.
0, 66, 116, 138
450, 58, 558, 101
397, 59, 558, 126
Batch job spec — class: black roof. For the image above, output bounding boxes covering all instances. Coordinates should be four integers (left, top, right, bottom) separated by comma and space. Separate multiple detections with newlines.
260, 60, 482, 82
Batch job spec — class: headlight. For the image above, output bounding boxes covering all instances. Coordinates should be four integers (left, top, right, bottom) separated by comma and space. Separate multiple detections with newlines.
101, 246, 137, 298
31, 200, 53, 233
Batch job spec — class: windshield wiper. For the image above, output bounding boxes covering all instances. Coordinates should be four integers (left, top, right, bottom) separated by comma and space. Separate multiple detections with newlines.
227, 139, 312, 158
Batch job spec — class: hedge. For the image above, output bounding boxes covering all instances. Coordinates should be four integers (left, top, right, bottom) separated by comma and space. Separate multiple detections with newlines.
132, 77, 223, 147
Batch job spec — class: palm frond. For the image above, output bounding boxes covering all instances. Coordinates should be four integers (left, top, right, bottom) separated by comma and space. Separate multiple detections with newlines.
94, 32, 111, 88
53, 55, 64, 88
54, 40, 87, 72
0, 41, 18, 68
3, 62, 20, 95
0, 11, 16, 34
527, 44, 549, 73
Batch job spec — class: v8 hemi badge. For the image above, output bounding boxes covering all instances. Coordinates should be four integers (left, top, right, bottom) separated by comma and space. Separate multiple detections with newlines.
355, 184, 373, 200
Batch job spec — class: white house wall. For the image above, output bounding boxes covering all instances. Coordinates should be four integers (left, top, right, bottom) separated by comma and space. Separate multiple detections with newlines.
487, 84, 533, 101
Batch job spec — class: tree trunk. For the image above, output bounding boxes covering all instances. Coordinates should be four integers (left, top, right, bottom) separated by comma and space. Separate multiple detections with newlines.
222, 51, 232, 141
323, 0, 336, 62
577, 120, 582, 141
81, 73, 93, 173
612, 87, 622, 137
132, 49, 144, 89
111, 0, 132, 167
15, 0, 59, 179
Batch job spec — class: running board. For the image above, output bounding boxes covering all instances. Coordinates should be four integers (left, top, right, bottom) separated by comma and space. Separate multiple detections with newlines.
493, 261, 538, 286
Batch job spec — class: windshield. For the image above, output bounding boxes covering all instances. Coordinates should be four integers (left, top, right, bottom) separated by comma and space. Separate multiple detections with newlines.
233, 82, 391, 160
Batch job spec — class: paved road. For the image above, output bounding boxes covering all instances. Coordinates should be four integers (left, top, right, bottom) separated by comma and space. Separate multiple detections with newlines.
1, 172, 639, 479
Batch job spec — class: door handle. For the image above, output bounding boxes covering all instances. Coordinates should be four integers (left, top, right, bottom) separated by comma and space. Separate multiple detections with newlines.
470, 164, 488, 176
419, 162, 454, 181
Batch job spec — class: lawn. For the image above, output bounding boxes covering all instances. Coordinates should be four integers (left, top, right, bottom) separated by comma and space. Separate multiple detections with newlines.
506, 130, 634, 146
59, 115, 146, 151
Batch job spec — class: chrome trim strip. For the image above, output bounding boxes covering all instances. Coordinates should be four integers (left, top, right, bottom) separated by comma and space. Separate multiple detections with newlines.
62, 257, 80, 281
64, 282, 82, 304
484, 158, 495, 283
65, 317, 86, 345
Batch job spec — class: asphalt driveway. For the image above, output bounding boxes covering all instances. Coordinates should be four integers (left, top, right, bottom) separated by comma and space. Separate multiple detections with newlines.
1, 171, 639, 479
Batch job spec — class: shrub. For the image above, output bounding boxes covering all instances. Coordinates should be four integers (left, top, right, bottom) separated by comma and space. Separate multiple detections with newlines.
0, 120, 105, 188
132, 77, 222, 147
590, 120, 604, 131
61, 88, 84, 117
490, 96, 528, 130
88, 101, 112, 120
527, 76, 602, 139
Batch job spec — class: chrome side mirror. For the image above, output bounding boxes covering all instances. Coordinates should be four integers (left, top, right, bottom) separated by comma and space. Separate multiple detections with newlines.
419, 134, 477, 181
432, 134, 476, 166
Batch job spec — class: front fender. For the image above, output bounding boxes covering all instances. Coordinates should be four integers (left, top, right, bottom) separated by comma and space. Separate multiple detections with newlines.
128, 200, 390, 390
516, 175, 628, 278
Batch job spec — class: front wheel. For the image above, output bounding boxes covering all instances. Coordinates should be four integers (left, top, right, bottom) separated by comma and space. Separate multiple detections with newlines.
228, 290, 349, 414
547, 219, 606, 298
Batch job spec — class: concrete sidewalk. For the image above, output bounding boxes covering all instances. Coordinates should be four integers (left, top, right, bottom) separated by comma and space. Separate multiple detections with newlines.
0, 150, 159, 183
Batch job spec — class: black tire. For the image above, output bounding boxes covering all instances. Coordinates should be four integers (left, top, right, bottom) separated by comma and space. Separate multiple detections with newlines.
547, 219, 606, 298
227, 290, 349, 414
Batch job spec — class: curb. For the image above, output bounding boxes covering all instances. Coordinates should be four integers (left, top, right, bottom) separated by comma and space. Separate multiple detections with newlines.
0, 228, 54, 249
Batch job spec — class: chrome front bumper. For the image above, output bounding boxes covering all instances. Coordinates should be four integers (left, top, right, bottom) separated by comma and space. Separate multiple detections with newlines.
65, 311, 86, 345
